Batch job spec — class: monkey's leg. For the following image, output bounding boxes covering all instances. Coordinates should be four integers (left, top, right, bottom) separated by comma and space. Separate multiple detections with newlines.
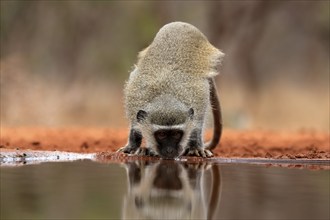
117, 128, 142, 154
184, 129, 213, 158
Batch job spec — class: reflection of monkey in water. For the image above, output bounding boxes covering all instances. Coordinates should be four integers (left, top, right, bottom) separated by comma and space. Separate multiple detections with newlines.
121, 160, 221, 220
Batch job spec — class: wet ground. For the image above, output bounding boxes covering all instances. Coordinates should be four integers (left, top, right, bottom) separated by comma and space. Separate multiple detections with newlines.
1, 157, 329, 220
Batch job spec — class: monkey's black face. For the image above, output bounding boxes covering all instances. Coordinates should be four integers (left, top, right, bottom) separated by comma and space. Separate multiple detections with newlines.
154, 129, 183, 158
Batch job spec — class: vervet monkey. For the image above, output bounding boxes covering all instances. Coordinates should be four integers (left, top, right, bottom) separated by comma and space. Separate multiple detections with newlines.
119, 22, 224, 158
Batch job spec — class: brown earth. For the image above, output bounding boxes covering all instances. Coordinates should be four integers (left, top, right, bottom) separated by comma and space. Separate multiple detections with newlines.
0, 127, 329, 160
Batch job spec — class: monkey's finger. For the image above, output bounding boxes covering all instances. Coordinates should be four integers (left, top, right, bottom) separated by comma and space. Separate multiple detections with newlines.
117, 147, 131, 154
194, 150, 201, 157
183, 148, 189, 156
116, 147, 124, 153
117, 146, 137, 154
186, 150, 195, 156
205, 149, 213, 157
134, 148, 143, 155
148, 150, 157, 157
145, 148, 155, 156
200, 150, 207, 158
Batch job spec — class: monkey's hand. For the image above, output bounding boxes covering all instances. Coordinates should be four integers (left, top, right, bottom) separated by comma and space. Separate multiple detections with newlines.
117, 145, 139, 154
183, 147, 213, 158
135, 147, 158, 157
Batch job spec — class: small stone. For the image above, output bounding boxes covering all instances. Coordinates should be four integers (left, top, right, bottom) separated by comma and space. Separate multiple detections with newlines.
81, 142, 89, 149
286, 154, 296, 159
279, 155, 289, 159
295, 154, 307, 158
265, 152, 273, 158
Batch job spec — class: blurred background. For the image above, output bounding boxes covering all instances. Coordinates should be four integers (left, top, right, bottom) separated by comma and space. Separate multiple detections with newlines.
1, 1, 329, 131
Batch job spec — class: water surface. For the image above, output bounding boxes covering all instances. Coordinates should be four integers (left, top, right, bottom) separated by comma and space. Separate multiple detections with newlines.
1, 160, 329, 219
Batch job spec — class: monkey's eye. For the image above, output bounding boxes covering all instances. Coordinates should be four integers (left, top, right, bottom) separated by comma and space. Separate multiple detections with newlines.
172, 131, 182, 139
156, 131, 166, 140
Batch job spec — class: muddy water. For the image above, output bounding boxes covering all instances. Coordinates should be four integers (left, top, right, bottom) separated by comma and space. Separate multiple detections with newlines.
1, 160, 329, 220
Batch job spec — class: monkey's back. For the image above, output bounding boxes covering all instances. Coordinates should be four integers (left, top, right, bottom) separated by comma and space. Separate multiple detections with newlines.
125, 22, 223, 124
125, 68, 209, 124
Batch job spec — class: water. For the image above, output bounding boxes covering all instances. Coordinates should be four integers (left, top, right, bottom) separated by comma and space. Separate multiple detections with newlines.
1, 160, 329, 220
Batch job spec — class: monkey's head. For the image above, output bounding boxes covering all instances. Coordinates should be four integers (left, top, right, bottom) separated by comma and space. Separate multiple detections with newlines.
136, 98, 194, 159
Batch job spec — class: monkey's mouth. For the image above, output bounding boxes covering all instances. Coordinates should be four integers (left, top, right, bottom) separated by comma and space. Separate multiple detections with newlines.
157, 146, 181, 159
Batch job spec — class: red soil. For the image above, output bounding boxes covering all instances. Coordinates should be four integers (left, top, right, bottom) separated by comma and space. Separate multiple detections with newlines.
1, 127, 329, 160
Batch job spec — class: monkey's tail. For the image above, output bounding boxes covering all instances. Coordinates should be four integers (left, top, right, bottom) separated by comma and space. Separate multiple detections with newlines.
205, 78, 222, 150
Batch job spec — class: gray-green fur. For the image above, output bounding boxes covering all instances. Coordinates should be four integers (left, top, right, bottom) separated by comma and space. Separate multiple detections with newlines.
122, 21, 224, 157
145, 95, 190, 126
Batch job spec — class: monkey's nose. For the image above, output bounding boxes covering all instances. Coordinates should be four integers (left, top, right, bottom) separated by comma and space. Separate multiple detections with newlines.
166, 147, 173, 154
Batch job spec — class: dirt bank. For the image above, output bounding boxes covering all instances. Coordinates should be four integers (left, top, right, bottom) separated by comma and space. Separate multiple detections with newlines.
0, 127, 329, 159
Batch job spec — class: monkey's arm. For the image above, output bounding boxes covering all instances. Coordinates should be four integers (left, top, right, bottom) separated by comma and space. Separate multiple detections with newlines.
184, 129, 213, 157
117, 128, 143, 154
181, 79, 222, 158
118, 128, 158, 156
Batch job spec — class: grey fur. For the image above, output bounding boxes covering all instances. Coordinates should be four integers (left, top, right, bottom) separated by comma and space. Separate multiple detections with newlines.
120, 22, 224, 158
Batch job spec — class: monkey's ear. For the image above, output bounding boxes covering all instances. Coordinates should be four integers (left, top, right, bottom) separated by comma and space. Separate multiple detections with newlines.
137, 110, 148, 122
188, 108, 194, 120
